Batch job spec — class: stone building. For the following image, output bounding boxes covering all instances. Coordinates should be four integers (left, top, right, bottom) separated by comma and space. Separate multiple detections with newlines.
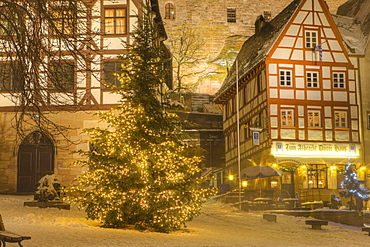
335, 0, 370, 174
158, 0, 348, 95
0, 0, 169, 193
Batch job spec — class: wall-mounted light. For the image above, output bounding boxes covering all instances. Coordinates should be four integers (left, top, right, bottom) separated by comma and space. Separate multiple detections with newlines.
271, 180, 278, 188
228, 174, 234, 181
242, 181, 248, 187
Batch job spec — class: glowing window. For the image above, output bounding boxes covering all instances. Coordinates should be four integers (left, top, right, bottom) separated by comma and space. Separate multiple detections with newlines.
334, 111, 347, 128
50, 3, 76, 35
308, 164, 327, 189
308, 110, 320, 127
165, 3, 175, 19
281, 109, 294, 127
104, 8, 127, 34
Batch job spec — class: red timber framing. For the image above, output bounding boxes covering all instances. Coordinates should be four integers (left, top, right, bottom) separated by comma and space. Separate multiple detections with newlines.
214, 0, 363, 199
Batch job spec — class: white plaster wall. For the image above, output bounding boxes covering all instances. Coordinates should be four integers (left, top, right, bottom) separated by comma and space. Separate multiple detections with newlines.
326, 130, 333, 141
281, 129, 295, 139
308, 130, 323, 140
280, 89, 294, 99
296, 90, 305, 100
333, 52, 347, 63
323, 91, 332, 101
307, 90, 321, 100
333, 91, 347, 101
335, 131, 349, 141
272, 48, 292, 59
286, 25, 300, 36
269, 64, 277, 74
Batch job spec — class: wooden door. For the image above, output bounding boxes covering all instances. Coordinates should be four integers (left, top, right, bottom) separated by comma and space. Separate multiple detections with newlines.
17, 132, 54, 193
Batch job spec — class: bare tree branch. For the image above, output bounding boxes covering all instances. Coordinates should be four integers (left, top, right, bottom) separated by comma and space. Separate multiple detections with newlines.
0, 0, 97, 143
166, 24, 206, 92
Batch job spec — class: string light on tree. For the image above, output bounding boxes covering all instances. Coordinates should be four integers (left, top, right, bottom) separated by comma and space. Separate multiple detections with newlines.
67, 0, 215, 233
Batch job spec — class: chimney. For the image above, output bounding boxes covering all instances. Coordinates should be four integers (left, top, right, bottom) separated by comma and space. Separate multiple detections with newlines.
255, 11, 271, 33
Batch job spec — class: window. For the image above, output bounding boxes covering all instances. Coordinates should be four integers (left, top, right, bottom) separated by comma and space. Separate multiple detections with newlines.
308, 110, 320, 127
279, 70, 292, 86
334, 111, 347, 128
308, 164, 327, 189
103, 61, 121, 87
0, 62, 22, 91
281, 109, 294, 127
305, 30, 318, 48
333, 72, 345, 89
227, 8, 236, 23
306, 71, 319, 88
0, 5, 23, 37
50, 2, 76, 35
50, 61, 75, 90
104, 8, 127, 34
164, 3, 175, 19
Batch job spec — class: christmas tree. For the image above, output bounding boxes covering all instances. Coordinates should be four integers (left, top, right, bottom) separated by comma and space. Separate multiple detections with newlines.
68, 0, 215, 232
339, 160, 369, 211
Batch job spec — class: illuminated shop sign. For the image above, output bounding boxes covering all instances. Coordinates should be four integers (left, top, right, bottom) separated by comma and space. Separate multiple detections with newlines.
271, 142, 359, 158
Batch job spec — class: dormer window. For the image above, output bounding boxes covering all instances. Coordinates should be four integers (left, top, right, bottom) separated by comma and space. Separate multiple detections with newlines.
305, 30, 318, 49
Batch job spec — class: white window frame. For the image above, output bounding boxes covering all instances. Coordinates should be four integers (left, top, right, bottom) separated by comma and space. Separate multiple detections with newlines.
305, 30, 318, 49
308, 110, 321, 127
334, 111, 347, 128
306, 71, 319, 88
281, 109, 294, 127
333, 72, 346, 89
279, 70, 292, 87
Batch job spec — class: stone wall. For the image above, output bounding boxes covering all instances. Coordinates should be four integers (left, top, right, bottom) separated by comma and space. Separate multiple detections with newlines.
0, 111, 102, 193
159, 0, 349, 94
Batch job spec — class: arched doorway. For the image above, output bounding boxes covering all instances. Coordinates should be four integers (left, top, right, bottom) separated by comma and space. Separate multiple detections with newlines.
17, 131, 54, 193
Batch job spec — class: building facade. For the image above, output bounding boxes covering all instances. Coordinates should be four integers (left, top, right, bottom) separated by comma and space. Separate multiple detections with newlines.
158, 0, 348, 95
0, 0, 169, 193
214, 0, 365, 202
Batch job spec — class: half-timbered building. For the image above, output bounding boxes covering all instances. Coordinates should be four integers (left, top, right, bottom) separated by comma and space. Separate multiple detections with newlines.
214, 0, 364, 202
0, 0, 170, 193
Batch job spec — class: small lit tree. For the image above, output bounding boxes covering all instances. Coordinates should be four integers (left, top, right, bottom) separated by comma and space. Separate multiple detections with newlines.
339, 161, 369, 211
68, 0, 215, 232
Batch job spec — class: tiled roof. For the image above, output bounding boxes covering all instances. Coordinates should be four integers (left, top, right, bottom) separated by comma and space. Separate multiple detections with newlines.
214, 0, 302, 103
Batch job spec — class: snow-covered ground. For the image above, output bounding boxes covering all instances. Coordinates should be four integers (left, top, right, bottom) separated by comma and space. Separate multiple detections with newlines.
1, 194, 369, 247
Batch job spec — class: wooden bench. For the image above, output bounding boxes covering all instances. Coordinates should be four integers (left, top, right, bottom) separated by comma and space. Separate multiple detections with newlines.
362, 227, 370, 236
263, 213, 277, 222
305, 219, 328, 230
0, 214, 31, 247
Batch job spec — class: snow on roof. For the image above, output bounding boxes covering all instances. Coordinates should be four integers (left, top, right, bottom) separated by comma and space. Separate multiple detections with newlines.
332, 14, 368, 55
214, 0, 302, 103
334, 0, 370, 56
